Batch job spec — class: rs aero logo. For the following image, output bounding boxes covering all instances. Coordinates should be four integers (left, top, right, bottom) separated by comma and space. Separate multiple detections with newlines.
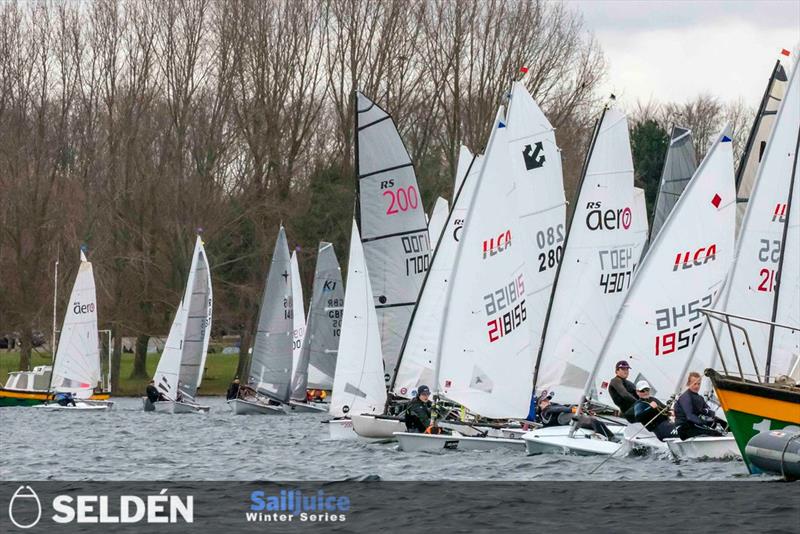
73, 301, 95, 314
9, 485, 41, 529
673, 244, 717, 271
482, 230, 512, 259
585, 202, 631, 231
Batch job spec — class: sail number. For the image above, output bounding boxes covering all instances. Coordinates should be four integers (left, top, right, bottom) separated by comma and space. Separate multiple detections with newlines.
654, 292, 714, 356
403, 232, 431, 276
484, 274, 527, 343
598, 246, 637, 294
327, 298, 343, 336
384, 185, 420, 215
536, 224, 564, 272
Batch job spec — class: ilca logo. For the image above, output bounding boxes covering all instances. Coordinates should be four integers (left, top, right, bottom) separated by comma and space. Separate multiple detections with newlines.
8, 485, 42, 529
522, 142, 545, 170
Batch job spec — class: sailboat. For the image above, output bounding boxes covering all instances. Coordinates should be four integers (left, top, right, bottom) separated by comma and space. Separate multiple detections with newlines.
286, 242, 344, 413
736, 55, 790, 232
354, 91, 431, 385
228, 227, 294, 415
143, 236, 213, 414
427, 197, 449, 253
326, 221, 387, 439
650, 126, 697, 241
34, 250, 113, 411
524, 127, 737, 456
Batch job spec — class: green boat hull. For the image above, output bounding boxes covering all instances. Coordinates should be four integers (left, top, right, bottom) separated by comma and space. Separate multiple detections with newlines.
724, 409, 799, 474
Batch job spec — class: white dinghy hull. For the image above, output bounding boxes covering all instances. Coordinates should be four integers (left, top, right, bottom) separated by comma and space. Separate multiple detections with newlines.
326, 418, 356, 440
621, 424, 669, 455
228, 398, 285, 415
522, 427, 622, 456
34, 400, 113, 412
352, 414, 406, 439
285, 400, 328, 414
394, 432, 461, 452
142, 397, 209, 414
665, 435, 741, 460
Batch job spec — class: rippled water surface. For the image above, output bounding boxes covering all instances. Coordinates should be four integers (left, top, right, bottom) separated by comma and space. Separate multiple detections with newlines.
1, 397, 765, 481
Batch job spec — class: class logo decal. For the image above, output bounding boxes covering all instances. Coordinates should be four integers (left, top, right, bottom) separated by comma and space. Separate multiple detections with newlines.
522, 142, 545, 170
482, 230, 512, 259
673, 244, 717, 271
585, 201, 631, 231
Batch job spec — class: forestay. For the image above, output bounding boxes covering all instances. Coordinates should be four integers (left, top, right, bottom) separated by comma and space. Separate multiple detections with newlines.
293, 242, 344, 396
249, 227, 293, 402
592, 128, 736, 405
737, 60, 789, 231
534, 108, 645, 406
651, 126, 697, 240
427, 197, 449, 253
506, 81, 566, 358
392, 154, 482, 399
691, 63, 799, 380
51, 251, 101, 398
355, 92, 431, 382
154, 237, 213, 400
330, 222, 387, 417
290, 250, 306, 386
437, 108, 534, 419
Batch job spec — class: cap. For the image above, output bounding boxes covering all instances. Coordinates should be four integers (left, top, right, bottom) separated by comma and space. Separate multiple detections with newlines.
417, 385, 431, 396
636, 380, 651, 391
615, 360, 631, 370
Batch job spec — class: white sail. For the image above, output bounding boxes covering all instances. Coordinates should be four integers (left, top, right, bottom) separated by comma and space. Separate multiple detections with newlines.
293, 242, 344, 396
772, 159, 800, 377
534, 108, 645, 405
51, 251, 101, 398
393, 155, 482, 398
427, 197, 449, 254
454, 145, 474, 199
506, 81, 567, 358
356, 92, 431, 383
330, 221, 387, 417
737, 60, 789, 231
633, 187, 650, 255
591, 128, 736, 404
249, 227, 293, 402
691, 62, 799, 380
290, 250, 305, 385
153, 236, 213, 400
436, 108, 534, 419
651, 126, 697, 241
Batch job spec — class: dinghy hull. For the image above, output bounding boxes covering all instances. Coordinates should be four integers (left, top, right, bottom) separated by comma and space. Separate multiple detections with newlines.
351, 414, 406, 439
142, 397, 210, 414
394, 432, 461, 452
522, 427, 622, 456
0, 387, 110, 407
326, 418, 356, 440
33, 400, 114, 412
285, 400, 328, 414
228, 398, 285, 415
665, 435, 741, 460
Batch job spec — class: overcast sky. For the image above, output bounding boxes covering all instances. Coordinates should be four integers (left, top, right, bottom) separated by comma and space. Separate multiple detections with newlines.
566, 0, 800, 107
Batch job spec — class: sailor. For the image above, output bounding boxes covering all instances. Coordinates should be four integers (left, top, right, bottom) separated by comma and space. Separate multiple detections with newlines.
404, 385, 433, 433
675, 371, 723, 440
145, 380, 162, 403
537, 393, 616, 440
226, 378, 241, 400
608, 360, 637, 422
55, 391, 77, 407
632, 381, 676, 440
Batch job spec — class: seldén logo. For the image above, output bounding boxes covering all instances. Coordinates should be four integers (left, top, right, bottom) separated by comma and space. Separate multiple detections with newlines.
248, 488, 349, 524
7, 485, 193, 527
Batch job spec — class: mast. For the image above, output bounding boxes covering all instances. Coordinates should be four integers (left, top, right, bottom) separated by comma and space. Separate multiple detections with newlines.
353, 90, 362, 233
531, 107, 607, 392
51, 256, 59, 366
765, 126, 800, 378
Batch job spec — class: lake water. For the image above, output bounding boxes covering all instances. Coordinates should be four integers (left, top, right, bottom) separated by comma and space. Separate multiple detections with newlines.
0, 397, 766, 481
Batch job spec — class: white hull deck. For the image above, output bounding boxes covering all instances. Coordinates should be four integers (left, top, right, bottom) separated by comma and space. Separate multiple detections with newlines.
285, 400, 329, 414
228, 398, 285, 415
665, 434, 741, 460
352, 414, 406, 439
142, 397, 210, 414
33, 400, 114, 412
394, 431, 526, 452
522, 426, 622, 456
325, 417, 356, 440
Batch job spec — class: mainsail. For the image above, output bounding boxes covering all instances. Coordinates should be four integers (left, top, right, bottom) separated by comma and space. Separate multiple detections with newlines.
592, 127, 736, 404
736, 60, 789, 231
330, 222, 387, 417
651, 126, 697, 240
691, 62, 799, 380
392, 154, 483, 399
533, 107, 646, 406
292, 242, 344, 397
355, 91, 431, 383
454, 145, 474, 200
249, 227, 293, 402
290, 250, 305, 384
427, 197, 449, 253
154, 236, 213, 400
436, 108, 534, 419
51, 251, 101, 398
506, 80, 567, 358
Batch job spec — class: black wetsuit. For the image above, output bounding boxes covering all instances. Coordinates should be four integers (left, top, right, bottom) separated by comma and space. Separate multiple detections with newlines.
675, 390, 721, 440
539, 402, 615, 440
633, 397, 676, 440
146, 385, 161, 404
404, 397, 432, 433
608, 376, 638, 422
226, 382, 240, 400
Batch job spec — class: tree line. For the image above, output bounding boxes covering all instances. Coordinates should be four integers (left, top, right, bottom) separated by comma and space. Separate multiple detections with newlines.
0, 0, 752, 389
